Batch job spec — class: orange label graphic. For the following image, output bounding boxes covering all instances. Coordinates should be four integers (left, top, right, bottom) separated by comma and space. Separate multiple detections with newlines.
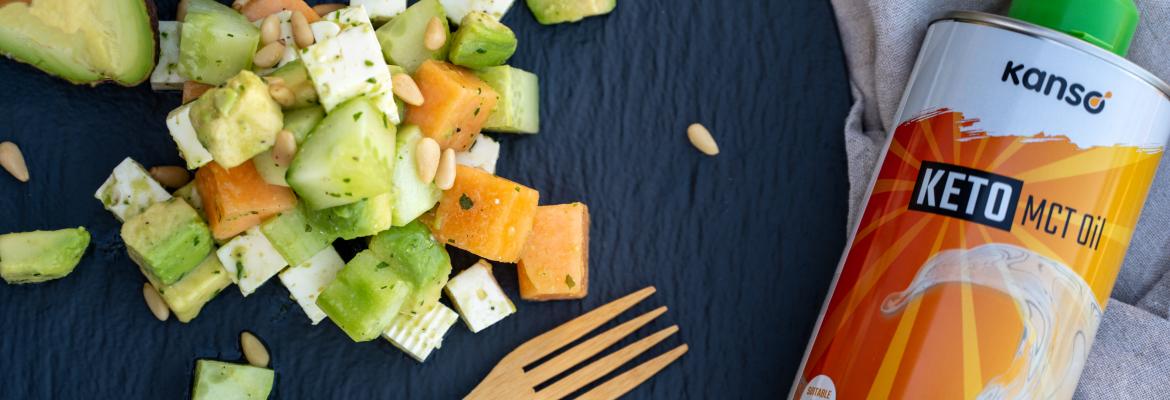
799, 110, 1163, 399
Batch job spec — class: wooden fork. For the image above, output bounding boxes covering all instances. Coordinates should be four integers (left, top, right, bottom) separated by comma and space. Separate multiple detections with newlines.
466, 287, 687, 400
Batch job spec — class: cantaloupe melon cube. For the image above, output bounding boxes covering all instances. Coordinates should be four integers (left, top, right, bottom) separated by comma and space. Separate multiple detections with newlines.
405, 60, 498, 152
429, 165, 538, 262
518, 203, 589, 300
195, 160, 298, 240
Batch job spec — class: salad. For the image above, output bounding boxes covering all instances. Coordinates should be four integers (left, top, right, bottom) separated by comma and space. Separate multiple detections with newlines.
0, 0, 616, 396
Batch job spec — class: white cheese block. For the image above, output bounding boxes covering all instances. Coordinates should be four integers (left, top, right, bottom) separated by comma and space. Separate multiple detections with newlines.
455, 134, 499, 174
151, 21, 184, 90
302, 6, 400, 124
352, 0, 407, 22
165, 104, 214, 169
94, 158, 173, 222
254, 11, 299, 75
444, 260, 515, 333
217, 226, 289, 296
278, 246, 345, 325
310, 21, 342, 42
383, 303, 459, 362
439, 0, 514, 24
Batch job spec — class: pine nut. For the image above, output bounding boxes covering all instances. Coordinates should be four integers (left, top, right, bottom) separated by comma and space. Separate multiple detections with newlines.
263, 76, 285, 87
687, 123, 719, 156
312, 3, 346, 16
253, 41, 285, 69
424, 17, 447, 51
435, 148, 457, 190
260, 14, 282, 45
231, 0, 248, 11
392, 73, 425, 106
269, 84, 296, 107
272, 130, 297, 168
291, 11, 315, 49
178, 0, 190, 21
415, 137, 441, 184
149, 166, 190, 189
0, 141, 29, 182
143, 283, 170, 322
240, 331, 270, 368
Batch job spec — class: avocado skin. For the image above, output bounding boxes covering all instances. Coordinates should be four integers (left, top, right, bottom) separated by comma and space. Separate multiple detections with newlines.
369, 221, 452, 317
189, 70, 284, 169
139, 254, 231, 323
447, 12, 517, 69
0, 227, 91, 284
121, 198, 213, 285
304, 193, 395, 241
525, 0, 617, 25
0, 0, 159, 86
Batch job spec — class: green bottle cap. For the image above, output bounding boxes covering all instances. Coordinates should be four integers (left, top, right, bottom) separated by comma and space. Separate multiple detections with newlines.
1009, 0, 1139, 56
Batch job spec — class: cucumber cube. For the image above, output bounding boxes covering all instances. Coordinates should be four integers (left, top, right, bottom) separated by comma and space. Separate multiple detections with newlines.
179, 0, 261, 85
369, 221, 452, 316
217, 226, 289, 296
266, 60, 320, 110
383, 303, 459, 362
253, 106, 327, 187
151, 21, 184, 91
390, 125, 442, 226
353, 0, 407, 22
142, 253, 232, 323
439, 0, 515, 24
305, 192, 395, 240
455, 134, 500, 174
447, 12, 517, 69
173, 182, 205, 219
166, 104, 214, 169
0, 227, 90, 284
375, 0, 450, 73
191, 360, 274, 400
121, 198, 213, 285
287, 98, 397, 210
302, 6, 399, 124
525, 0, 616, 25
317, 250, 412, 341
278, 246, 345, 324
260, 205, 336, 266
476, 65, 539, 134
94, 157, 172, 222
445, 260, 515, 333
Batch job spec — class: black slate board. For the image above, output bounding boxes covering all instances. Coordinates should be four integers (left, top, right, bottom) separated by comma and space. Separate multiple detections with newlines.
0, 0, 851, 398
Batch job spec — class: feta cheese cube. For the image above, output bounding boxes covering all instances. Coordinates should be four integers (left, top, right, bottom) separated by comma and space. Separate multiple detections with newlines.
310, 21, 342, 42
166, 104, 213, 169
278, 246, 345, 325
253, 11, 299, 74
455, 134, 500, 174
302, 6, 400, 124
444, 260, 515, 333
352, 0, 407, 22
217, 226, 289, 296
151, 21, 184, 90
383, 304, 459, 362
439, 0, 514, 24
94, 158, 172, 222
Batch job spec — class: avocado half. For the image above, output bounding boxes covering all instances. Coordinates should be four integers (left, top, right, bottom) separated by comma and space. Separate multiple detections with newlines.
0, 0, 158, 86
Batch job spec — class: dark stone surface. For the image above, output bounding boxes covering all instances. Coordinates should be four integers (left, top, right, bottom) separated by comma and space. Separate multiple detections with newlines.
0, 0, 851, 398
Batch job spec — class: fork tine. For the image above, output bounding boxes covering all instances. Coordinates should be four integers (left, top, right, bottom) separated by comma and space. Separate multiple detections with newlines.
534, 325, 679, 400
511, 286, 657, 363
527, 306, 668, 385
574, 344, 689, 400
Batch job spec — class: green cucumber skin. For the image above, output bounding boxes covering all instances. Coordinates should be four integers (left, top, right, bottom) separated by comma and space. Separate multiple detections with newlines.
121, 198, 213, 285
191, 360, 274, 400
317, 250, 412, 341
261, 205, 336, 266
476, 66, 540, 134
179, 0, 261, 85
376, 0, 450, 73
447, 12, 517, 69
0, 227, 90, 284
304, 193, 394, 240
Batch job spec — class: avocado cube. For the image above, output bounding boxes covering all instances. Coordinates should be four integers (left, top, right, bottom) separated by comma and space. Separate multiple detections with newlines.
375, 0, 450, 73
151, 21, 184, 91
142, 253, 232, 323
447, 12, 517, 69
94, 157, 173, 222
286, 98, 397, 210
475, 66, 539, 134
455, 134, 499, 173
390, 126, 442, 226
179, 0, 261, 85
260, 205, 336, 266
191, 360, 274, 400
303, 6, 400, 125
278, 246, 345, 325
369, 221, 452, 316
217, 226, 288, 297
121, 198, 213, 285
445, 260, 515, 333
317, 250, 412, 341
190, 70, 284, 169
439, 0, 515, 23
305, 193, 395, 240
0, 227, 90, 284
166, 104, 214, 169
525, 0, 615, 25
382, 303, 459, 362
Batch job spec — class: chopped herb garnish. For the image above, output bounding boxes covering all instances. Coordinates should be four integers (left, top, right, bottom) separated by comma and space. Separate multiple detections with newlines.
365, 60, 374, 67
343, 178, 351, 183
304, 224, 313, 233
236, 263, 244, 280
376, 262, 389, 269
353, 111, 363, 121
514, 186, 520, 192
366, 77, 376, 84
227, 33, 235, 38
565, 275, 576, 289
473, 107, 480, 116
476, 48, 487, 54
459, 194, 474, 210
447, 239, 455, 244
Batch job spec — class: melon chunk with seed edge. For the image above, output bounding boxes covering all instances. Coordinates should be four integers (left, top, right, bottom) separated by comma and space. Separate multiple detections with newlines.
518, 203, 590, 300
405, 60, 499, 152
428, 165, 538, 262
196, 160, 298, 241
